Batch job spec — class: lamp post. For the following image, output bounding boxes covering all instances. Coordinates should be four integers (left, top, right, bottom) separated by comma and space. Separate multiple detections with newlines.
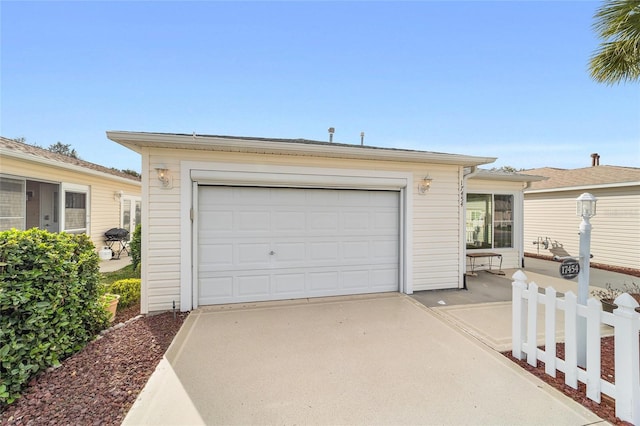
576, 192, 597, 367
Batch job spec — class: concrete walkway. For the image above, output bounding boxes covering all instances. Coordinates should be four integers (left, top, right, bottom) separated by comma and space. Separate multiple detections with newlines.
124, 293, 604, 425
411, 258, 637, 351
99, 253, 131, 273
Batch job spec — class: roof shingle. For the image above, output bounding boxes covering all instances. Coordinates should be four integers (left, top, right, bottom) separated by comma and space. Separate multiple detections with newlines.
524, 165, 640, 191
0, 136, 140, 182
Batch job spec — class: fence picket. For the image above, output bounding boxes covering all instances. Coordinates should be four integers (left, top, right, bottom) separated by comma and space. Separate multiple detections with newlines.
564, 292, 579, 389
544, 287, 557, 377
586, 298, 602, 403
612, 293, 640, 424
526, 282, 539, 367
511, 271, 528, 361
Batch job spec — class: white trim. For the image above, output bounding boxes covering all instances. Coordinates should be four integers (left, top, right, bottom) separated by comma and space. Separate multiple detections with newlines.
191, 181, 199, 310
140, 148, 151, 314
180, 161, 413, 311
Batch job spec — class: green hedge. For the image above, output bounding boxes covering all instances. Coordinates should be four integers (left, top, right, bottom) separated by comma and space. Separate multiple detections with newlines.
105, 278, 141, 310
0, 229, 109, 406
129, 223, 141, 271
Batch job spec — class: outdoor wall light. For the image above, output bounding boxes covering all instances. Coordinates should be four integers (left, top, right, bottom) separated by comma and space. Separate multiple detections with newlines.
114, 190, 124, 201
418, 175, 433, 194
576, 192, 597, 218
155, 165, 170, 187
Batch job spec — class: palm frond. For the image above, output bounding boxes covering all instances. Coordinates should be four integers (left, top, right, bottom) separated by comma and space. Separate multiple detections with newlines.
589, 0, 640, 84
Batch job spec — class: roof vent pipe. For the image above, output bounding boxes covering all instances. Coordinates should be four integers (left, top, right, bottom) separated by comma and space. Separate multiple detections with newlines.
591, 153, 600, 167
328, 127, 335, 143
360, 132, 365, 146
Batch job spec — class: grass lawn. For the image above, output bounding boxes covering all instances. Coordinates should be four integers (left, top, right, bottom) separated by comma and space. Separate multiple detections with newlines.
100, 264, 140, 286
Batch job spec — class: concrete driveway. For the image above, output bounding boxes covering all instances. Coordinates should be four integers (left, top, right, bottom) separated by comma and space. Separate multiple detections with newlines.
124, 293, 603, 425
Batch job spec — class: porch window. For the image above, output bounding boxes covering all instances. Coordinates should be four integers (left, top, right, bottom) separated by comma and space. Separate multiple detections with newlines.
0, 176, 25, 230
466, 193, 513, 249
64, 191, 87, 233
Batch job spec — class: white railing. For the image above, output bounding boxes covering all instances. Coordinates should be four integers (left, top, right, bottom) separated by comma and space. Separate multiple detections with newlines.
511, 270, 640, 424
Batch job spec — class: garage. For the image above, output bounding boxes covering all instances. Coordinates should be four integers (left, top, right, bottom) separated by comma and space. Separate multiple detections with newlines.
197, 186, 399, 305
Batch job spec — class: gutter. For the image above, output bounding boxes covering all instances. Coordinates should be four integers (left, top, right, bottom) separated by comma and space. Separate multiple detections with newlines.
459, 166, 480, 289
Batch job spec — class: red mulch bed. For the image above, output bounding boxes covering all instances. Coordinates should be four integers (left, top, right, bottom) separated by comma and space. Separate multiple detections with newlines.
0, 307, 188, 425
504, 336, 637, 425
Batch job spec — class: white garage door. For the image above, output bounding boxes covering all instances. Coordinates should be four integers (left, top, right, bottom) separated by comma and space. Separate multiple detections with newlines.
197, 186, 399, 305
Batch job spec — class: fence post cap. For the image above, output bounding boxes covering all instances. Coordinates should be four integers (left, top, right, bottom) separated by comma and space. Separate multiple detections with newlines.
613, 293, 639, 316
512, 270, 528, 282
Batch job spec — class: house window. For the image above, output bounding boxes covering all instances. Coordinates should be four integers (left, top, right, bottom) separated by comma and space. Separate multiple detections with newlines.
466, 193, 513, 249
63, 188, 88, 233
0, 176, 26, 230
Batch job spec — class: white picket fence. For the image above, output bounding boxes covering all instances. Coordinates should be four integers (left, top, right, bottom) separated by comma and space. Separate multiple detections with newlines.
511, 270, 640, 424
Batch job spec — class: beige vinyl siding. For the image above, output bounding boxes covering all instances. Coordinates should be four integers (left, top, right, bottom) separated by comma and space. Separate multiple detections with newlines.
413, 169, 462, 290
1, 156, 141, 250
524, 187, 640, 271
142, 149, 464, 312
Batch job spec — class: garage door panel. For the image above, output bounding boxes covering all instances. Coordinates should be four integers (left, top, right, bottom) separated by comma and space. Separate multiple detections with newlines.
237, 275, 270, 297
343, 241, 370, 259
307, 189, 340, 205
341, 270, 369, 289
272, 242, 306, 261
274, 273, 306, 294
199, 276, 234, 303
309, 272, 340, 291
238, 243, 271, 264
373, 241, 399, 260
373, 269, 398, 288
274, 211, 306, 231
375, 211, 399, 229
343, 212, 369, 230
199, 244, 233, 266
237, 211, 270, 231
200, 211, 233, 231
309, 212, 339, 230
309, 242, 340, 261
197, 186, 399, 305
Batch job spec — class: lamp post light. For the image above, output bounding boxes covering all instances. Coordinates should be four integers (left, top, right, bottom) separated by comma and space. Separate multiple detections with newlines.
576, 192, 597, 367
576, 192, 597, 304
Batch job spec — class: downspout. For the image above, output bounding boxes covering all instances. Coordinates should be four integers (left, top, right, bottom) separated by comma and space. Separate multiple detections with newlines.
460, 166, 479, 289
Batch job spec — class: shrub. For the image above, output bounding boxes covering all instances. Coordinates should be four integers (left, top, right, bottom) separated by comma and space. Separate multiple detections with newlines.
129, 224, 141, 271
0, 229, 109, 406
106, 278, 141, 310
591, 282, 640, 301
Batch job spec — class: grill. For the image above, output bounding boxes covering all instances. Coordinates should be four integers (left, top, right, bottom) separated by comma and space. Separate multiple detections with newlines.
104, 228, 129, 259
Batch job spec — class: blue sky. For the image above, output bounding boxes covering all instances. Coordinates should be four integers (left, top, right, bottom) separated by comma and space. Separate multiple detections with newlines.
2, 1, 639, 173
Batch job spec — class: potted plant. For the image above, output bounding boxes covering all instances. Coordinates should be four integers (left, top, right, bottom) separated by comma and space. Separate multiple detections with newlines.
591, 282, 640, 313
100, 293, 120, 322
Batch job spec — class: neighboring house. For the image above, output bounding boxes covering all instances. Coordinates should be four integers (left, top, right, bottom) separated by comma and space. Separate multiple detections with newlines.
523, 162, 640, 272
108, 130, 542, 313
0, 136, 142, 251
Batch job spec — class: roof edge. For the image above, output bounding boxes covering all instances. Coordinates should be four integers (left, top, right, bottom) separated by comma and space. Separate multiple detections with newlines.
0, 146, 142, 186
106, 131, 497, 167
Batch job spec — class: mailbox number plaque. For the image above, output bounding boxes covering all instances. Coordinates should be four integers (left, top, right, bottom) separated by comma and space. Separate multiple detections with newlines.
560, 258, 580, 280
